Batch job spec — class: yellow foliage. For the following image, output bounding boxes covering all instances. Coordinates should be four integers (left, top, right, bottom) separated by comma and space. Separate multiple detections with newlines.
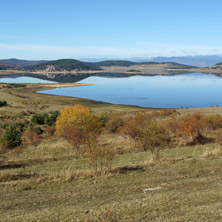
55, 105, 101, 149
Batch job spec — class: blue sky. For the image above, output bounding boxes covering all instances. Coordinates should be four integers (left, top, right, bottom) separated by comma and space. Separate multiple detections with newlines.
1, 0, 222, 60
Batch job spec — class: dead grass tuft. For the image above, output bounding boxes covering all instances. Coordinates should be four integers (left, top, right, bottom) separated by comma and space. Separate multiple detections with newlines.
201, 146, 222, 158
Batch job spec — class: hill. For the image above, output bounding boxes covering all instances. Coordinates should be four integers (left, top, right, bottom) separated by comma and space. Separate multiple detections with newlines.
21, 59, 100, 71
151, 55, 222, 67
94, 60, 194, 69
0, 58, 48, 69
95, 60, 136, 67
165, 62, 196, 69
1, 58, 196, 72
215, 62, 222, 66
206, 62, 222, 70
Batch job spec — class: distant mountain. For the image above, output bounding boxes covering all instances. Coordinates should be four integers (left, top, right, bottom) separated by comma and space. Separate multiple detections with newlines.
0, 58, 48, 69
150, 55, 222, 67
22, 59, 100, 71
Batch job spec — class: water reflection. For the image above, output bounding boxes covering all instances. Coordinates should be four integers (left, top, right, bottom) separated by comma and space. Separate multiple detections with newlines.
38, 73, 222, 108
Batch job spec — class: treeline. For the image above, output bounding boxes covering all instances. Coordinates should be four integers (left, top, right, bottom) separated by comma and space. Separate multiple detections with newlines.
0, 66, 11, 70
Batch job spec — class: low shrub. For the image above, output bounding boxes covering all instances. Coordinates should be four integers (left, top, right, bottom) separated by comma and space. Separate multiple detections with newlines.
85, 145, 115, 172
0, 101, 7, 107
31, 111, 60, 126
137, 119, 171, 162
120, 112, 147, 139
22, 128, 42, 147
205, 115, 222, 130
0, 125, 22, 149
105, 115, 124, 133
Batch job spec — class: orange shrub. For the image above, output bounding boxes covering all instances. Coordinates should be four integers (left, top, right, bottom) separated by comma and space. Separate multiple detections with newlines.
120, 112, 146, 139
178, 113, 205, 139
164, 113, 207, 145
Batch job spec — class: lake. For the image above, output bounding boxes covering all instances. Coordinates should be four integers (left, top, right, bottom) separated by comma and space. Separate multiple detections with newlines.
0, 75, 56, 84
36, 72, 222, 108
1, 73, 222, 108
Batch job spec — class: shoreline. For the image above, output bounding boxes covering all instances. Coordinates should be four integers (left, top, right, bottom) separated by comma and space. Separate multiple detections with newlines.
1, 67, 222, 76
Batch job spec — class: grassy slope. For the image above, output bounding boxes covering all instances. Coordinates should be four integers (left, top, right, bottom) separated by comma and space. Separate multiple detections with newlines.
1, 142, 222, 221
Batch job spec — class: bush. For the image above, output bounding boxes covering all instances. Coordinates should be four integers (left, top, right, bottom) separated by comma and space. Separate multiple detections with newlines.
205, 115, 222, 130
216, 129, 222, 148
120, 112, 146, 139
15, 122, 25, 132
22, 128, 42, 147
164, 113, 206, 145
137, 120, 170, 162
0, 125, 21, 149
55, 105, 102, 151
31, 111, 60, 126
85, 145, 115, 172
99, 112, 110, 127
105, 115, 124, 133
0, 101, 7, 107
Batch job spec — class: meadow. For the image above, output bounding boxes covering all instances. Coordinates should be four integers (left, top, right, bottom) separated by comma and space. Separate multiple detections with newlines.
1, 83, 222, 221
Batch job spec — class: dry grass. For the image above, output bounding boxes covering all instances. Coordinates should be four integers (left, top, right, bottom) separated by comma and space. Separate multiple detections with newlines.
1, 142, 222, 221
201, 145, 222, 158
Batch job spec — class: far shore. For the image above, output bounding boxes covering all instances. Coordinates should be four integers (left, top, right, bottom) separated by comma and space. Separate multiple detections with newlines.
1, 65, 222, 76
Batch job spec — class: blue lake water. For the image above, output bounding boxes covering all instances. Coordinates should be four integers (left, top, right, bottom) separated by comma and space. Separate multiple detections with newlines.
0, 76, 56, 84
37, 73, 222, 108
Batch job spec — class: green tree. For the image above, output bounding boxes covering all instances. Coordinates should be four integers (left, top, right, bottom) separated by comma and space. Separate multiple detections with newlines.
1, 125, 21, 149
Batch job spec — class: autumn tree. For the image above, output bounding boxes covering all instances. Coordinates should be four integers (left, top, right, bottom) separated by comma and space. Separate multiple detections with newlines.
55, 105, 101, 151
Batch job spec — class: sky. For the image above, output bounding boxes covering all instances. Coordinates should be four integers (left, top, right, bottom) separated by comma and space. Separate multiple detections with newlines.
1, 0, 222, 60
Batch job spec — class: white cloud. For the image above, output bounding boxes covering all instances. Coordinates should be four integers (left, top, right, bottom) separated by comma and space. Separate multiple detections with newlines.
136, 42, 222, 57
0, 42, 222, 59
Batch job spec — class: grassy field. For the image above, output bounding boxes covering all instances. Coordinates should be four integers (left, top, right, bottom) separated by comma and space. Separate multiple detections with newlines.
1, 83, 222, 221
1, 141, 222, 221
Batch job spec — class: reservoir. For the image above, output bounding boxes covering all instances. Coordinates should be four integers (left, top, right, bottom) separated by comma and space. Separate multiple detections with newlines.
37, 73, 222, 108
1, 72, 222, 108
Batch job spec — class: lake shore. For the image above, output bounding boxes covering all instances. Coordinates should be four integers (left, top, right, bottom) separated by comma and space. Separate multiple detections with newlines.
2, 64, 222, 76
